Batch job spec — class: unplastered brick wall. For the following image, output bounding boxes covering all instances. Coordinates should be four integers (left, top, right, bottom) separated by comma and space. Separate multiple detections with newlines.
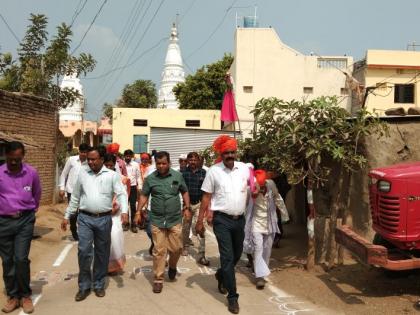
0, 90, 58, 205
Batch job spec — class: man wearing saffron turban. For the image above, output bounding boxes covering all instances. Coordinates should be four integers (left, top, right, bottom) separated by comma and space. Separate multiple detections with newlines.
243, 170, 288, 290
196, 135, 250, 314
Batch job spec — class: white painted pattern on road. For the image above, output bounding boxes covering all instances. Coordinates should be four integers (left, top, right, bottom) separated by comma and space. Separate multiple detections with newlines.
52, 243, 74, 267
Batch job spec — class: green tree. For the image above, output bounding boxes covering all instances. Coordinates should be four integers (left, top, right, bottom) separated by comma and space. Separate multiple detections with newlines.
117, 79, 157, 108
174, 54, 234, 110
0, 13, 96, 108
102, 102, 114, 122
249, 96, 388, 270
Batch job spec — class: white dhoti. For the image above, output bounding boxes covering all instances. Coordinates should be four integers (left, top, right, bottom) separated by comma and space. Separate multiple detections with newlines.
252, 232, 275, 278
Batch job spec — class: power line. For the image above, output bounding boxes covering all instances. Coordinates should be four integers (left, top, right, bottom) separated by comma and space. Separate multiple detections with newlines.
91, 0, 155, 104
94, 0, 166, 107
69, 0, 88, 28
84, 36, 168, 80
178, 0, 198, 25
185, 0, 239, 61
93, 0, 146, 83
0, 13, 20, 43
71, 0, 108, 55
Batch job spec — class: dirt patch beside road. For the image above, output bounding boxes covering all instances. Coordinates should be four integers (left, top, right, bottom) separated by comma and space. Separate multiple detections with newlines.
270, 224, 420, 314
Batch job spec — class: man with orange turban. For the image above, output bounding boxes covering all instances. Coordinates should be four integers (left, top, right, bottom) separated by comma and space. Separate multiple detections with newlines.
243, 169, 288, 290
196, 135, 249, 314
106, 143, 128, 177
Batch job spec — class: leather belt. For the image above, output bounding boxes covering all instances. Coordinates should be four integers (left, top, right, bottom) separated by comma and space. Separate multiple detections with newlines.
214, 211, 244, 220
79, 210, 112, 217
0, 210, 32, 219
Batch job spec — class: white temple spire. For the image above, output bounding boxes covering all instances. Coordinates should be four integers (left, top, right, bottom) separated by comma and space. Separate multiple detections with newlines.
157, 23, 185, 109
59, 73, 84, 121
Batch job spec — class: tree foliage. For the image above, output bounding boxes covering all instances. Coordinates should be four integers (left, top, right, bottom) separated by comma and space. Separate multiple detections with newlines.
174, 54, 234, 110
248, 96, 388, 186
102, 102, 114, 122
117, 79, 157, 108
0, 13, 96, 108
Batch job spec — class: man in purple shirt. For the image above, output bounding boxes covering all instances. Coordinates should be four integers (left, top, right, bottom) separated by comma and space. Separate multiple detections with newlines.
0, 141, 41, 314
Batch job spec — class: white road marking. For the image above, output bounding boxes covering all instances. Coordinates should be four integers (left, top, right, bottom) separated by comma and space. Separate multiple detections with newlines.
18, 294, 42, 315
52, 243, 74, 267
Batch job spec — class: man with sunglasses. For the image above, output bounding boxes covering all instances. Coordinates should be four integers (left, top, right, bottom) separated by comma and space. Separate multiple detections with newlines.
196, 135, 250, 314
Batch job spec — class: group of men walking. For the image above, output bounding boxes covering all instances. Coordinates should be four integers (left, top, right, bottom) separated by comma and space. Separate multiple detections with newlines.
0, 135, 288, 314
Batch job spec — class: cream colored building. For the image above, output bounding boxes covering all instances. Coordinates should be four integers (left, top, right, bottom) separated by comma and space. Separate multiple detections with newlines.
352, 50, 420, 114
112, 108, 221, 153
230, 27, 353, 137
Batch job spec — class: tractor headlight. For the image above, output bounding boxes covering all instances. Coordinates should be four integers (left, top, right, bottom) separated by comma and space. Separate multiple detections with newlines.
378, 180, 391, 193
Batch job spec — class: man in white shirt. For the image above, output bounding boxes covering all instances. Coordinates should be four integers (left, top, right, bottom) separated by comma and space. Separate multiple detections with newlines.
58, 143, 90, 241
196, 135, 249, 315
123, 149, 140, 233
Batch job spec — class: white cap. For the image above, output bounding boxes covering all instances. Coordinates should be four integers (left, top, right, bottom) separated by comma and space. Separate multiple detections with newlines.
179, 154, 187, 160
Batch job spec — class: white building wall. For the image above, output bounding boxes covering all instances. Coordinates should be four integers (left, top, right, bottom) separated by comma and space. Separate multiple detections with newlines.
231, 28, 353, 137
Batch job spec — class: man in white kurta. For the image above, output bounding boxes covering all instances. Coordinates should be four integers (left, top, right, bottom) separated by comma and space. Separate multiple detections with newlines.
244, 170, 288, 290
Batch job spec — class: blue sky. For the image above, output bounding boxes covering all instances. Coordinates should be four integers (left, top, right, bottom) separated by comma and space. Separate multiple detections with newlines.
2, 0, 420, 120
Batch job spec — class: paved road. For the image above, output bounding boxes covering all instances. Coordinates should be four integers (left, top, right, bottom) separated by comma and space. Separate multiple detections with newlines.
4, 227, 339, 315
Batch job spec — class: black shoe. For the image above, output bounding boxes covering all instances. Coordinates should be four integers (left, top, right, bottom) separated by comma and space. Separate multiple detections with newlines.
215, 271, 227, 294
75, 289, 91, 302
415, 299, 420, 309
122, 224, 129, 232
94, 288, 105, 297
148, 243, 154, 256
168, 267, 177, 280
228, 299, 240, 314
131, 226, 138, 233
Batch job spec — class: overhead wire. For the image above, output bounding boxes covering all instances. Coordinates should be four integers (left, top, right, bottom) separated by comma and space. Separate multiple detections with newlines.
90, 0, 153, 102
93, 0, 166, 108
0, 13, 20, 43
69, 0, 88, 28
185, 0, 239, 61
71, 0, 108, 55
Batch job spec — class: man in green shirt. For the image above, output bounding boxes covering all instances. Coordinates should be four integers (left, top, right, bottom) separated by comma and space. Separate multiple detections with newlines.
136, 151, 190, 294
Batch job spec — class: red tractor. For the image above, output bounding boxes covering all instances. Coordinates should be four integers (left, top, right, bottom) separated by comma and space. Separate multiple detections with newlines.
336, 161, 420, 270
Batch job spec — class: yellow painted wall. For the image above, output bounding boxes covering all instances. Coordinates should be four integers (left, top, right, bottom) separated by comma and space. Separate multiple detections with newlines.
361, 50, 420, 114
112, 108, 220, 152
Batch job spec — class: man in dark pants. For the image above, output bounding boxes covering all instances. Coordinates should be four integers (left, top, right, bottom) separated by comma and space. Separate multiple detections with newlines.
61, 146, 128, 302
123, 149, 140, 233
196, 135, 250, 314
59, 143, 90, 241
0, 141, 41, 314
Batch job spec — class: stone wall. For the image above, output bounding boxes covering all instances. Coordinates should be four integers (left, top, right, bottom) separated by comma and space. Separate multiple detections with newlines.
0, 90, 58, 205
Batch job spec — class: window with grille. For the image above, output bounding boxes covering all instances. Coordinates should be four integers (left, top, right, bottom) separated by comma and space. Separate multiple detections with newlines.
133, 119, 148, 126
394, 84, 414, 103
186, 120, 200, 127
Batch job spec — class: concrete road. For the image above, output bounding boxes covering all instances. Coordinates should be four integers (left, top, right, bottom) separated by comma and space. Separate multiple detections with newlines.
3, 227, 338, 315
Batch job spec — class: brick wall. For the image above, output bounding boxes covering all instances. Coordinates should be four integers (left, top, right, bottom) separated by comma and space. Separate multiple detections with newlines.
0, 90, 58, 205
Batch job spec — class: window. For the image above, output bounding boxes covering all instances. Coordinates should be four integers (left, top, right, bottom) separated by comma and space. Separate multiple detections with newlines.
341, 88, 349, 95
317, 58, 348, 69
133, 135, 148, 154
243, 86, 253, 93
394, 84, 414, 103
133, 119, 148, 127
186, 120, 200, 127
303, 87, 313, 94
